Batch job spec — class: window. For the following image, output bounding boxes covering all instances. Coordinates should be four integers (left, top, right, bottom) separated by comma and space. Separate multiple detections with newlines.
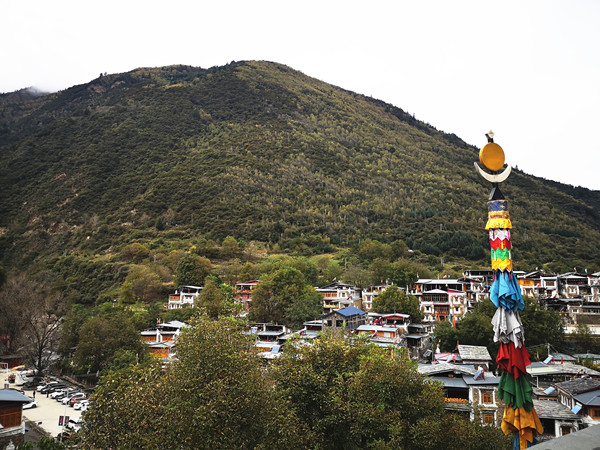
482, 413, 495, 426
481, 391, 493, 404
561, 425, 572, 435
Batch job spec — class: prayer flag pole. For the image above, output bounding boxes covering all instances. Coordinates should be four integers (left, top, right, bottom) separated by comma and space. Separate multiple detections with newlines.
475, 132, 543, 449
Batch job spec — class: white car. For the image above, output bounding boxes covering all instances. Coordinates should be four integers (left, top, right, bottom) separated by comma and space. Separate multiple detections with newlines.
65, 417, 83, 432
23, 399, 38, 409
52, 388, 75, 400
63, 392, 85, 405
73, 399, 89, 410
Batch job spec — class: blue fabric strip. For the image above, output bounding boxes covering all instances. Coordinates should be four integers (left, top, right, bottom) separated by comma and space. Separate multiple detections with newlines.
490, 270, 524, 311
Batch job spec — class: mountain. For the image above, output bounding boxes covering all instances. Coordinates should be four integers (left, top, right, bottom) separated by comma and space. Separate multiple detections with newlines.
1, 60, 599, 279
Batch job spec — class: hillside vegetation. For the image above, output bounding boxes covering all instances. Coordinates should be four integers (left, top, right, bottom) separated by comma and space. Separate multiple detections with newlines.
1, 61, 599, 303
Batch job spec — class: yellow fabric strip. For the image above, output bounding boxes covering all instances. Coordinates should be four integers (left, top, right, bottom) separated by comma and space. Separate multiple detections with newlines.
486, 218, 513, 230
501, 406, 543, 449
492, 258, 513, 271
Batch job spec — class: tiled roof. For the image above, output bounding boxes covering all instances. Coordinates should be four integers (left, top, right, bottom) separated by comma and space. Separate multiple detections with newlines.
458, 344, 492, 362
555, 378, 600, 395
533, 399, 580, 420
417, 362, 477, 377
527, 362, 600, 377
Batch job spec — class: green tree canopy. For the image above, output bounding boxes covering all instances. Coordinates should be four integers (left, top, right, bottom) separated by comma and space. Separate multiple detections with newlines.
249, 266, 321, 326
387, 258, 432, 287
220, 235, 241, 259
357, 239, 393, 262
434, 320, 459, 352
272, 334, 510, 449
77, 318, 510, 450
197, 276, 223, 319
372, 285, 423, 323
78, 317, 307, 449
73, 310, 147, 373
175, 254, 213, 286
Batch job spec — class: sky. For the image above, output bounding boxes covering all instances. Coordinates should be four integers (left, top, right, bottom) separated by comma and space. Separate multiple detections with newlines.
2, 0, 599, 190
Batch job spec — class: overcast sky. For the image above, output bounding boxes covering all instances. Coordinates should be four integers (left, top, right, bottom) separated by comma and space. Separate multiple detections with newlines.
2, 1, 599, 190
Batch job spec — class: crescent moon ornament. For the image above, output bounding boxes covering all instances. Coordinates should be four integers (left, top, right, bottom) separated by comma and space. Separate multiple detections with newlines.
474, 131, 512, 184
474, 161, 512, 183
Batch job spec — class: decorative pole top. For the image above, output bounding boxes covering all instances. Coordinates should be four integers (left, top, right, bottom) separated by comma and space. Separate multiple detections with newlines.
474, 131, 512, 185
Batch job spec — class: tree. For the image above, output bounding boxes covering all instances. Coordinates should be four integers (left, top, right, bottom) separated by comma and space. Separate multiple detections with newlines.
456, 297, 565, 360
197, 276, 223, 318
272, 334, 509, 449
313, 255, 343, 284
58, 303, 92, 357
78, 318, 307, 449
357, 239, 393, 262
434, 320, 459, 352
519, 296, 564, 350
387, 258, 431, 287
0, 274, 65, 376
569, 323, 597, 354
175, 254, 213, 286
456, 301, 496, 354
457, 310, 495, 349
372, 285, 423, 323
0, 263, 6, 288
220, 235, 241, 259
249, 266, 321, 326
77, 321, 509, 449
390, 239, 409, 259
368, 257, 390, 285
73, 311, 147, 373
122, 265, 163, 303
122, 243, 150, 263
284, 287, 323, 328
342, 262, 371, 287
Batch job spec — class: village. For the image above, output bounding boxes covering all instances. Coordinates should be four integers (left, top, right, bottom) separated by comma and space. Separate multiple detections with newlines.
138, 268, 600, 443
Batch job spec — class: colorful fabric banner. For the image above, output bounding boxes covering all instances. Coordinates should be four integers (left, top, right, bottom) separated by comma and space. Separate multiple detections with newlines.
489, 272, 524, 311
485, 190, 542, 448
496, 342, 531, 379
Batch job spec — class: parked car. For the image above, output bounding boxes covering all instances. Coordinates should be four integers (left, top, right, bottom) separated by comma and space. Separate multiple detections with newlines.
55, 388, 76, 400
37, 381, 57, 392
67, 393, 86, 406
65, 417, 83, 432
62, 392, 83, 405
40, 383, 65, 394
22, 398, 38, 409
73, 399, 89, 410
50, 388, 71, 399
44, 384, 67, 394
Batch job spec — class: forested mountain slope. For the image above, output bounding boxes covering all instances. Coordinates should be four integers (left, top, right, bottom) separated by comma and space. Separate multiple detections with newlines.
1, 60, 599, 276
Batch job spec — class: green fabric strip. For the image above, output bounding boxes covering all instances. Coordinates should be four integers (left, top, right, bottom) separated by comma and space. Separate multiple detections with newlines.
497, 372, 533, 411
491, 248, 511, 260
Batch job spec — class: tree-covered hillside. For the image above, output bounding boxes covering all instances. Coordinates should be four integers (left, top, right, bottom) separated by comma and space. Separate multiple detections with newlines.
1, 61, 599, 283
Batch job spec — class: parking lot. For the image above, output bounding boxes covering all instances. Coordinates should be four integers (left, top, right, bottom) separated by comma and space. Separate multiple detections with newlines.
2, 372, 84, 438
